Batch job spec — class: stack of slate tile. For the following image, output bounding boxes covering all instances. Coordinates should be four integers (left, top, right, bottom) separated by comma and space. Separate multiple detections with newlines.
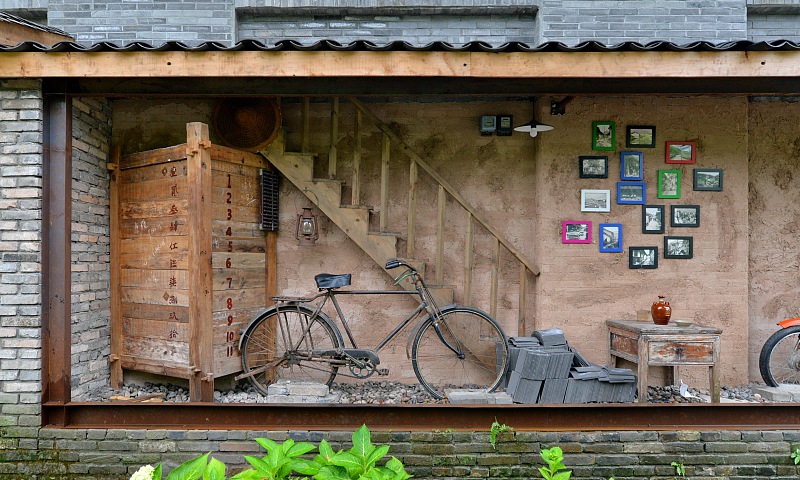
503, 329, 636, 404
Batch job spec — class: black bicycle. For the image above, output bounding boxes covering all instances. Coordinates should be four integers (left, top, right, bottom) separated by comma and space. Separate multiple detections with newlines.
236, 259, 510, 399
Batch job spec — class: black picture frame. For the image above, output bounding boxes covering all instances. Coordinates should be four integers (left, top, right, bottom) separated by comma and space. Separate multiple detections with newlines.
579, 155, 609, 178
626, 125, 656, 148
629, 246, 658, 269
694, 168, 723, 191
642, 204, 665, 234
664, 236, 693, 259
671, 205, 700, 227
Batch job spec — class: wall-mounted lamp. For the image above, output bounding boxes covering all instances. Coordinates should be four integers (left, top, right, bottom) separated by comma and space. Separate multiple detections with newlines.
514, 99, 554, 138
295, 207, 319, 247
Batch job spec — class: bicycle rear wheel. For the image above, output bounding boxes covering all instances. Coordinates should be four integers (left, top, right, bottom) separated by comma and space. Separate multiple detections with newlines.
411, 306, 509, 400
759, 326, 800, 386
240, 306, 342, 395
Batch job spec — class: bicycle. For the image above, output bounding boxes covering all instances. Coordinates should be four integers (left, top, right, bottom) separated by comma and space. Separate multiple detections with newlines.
236, 259, 510, 400
760, 317, 800, 386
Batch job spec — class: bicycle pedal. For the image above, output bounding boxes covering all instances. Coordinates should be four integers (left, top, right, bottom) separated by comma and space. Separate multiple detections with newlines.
377, 368, 389, 376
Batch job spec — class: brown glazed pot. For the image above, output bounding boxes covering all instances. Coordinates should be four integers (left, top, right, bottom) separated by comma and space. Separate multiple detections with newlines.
651, 296, 672, 325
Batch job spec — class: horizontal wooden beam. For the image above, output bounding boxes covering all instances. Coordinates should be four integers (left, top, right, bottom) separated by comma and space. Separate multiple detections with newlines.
6, 50, 800, 80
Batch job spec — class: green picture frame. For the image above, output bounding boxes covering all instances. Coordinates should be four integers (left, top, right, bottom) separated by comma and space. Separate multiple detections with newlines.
592, 121, 615, 151
657, 169, 681, 199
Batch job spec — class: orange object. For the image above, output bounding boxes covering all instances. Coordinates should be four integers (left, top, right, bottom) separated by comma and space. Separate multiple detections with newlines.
651, 295, 672, 325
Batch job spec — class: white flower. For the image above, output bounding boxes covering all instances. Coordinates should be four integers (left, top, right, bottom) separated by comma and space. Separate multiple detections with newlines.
130, 464, 156, 480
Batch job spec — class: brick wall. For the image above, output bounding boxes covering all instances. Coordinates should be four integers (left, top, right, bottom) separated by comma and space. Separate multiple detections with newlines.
748, 12, 800, 41
70, 97, 112, 401
0, 79, 44, 439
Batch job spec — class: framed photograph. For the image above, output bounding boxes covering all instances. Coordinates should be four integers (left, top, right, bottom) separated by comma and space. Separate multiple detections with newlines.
626, 125, 656, 148
562, 220, 592, 244
642, 204, 665, 234
665, 141, 696, 164
599, 223, 623, 253
617, 182, 646, 205
592, 121, 616, 151
629, 246, 658, 269
694, 168, 723, 191
664, 236, 693, 259
579, 156, 609, 179
657, 169, 681, 199
620, 151, 644, 180
581, 189, 611, 212
671, 205, 700, 227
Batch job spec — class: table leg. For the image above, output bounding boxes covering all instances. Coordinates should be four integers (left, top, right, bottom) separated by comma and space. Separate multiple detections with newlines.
709, 365, 720, 403
637, 337, 648, 403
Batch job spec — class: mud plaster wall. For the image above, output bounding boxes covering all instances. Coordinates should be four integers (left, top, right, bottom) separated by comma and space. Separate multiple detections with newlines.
534, 96, 750, 386
748, 99, 800, 381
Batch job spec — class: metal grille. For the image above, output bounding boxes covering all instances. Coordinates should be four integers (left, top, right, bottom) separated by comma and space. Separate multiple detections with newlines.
260, 169, 279, 231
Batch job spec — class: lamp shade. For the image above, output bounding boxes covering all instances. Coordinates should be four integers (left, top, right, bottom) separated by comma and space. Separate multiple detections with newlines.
513, 118, 554, 137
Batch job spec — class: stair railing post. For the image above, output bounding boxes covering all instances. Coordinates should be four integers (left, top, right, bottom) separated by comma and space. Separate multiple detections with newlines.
301, 97, 310, 153
328, 97, 339, 178
352, 108, 361, 206
407, 160, 417, 258
380, 133, 390, 232
490, 237, 499, 319
435, 185, 446, 284
463, 212, 474, 306
518, 264, 527, 336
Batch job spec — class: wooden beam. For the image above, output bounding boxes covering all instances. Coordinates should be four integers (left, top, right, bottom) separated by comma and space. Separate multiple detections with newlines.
109, 146, 123, 389
407, 161, 417, 259
463, 213, 473, 306
490, 238, 499, 319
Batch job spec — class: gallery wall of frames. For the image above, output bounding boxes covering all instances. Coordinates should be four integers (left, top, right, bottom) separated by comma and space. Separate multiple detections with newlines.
562, 122, 723, 269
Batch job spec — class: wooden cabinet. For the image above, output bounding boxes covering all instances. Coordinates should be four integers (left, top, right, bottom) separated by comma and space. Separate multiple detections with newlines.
109, 122, 276, 401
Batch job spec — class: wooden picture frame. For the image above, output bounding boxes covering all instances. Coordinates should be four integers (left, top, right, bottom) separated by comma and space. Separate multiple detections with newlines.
629, 246, 658, 269
671, 205, 700, 227
579, 155, 609, 179
562, 220, 592, 244
599, 223, 623, 253
642, 204, 665, 234
665, 141, 696, 164
620, 151, 644, 180
592, 121, 616, 151
694, 168, 723, 191
626, 125, 656, 148
664, 236, 693, 259
617, 181, 646, 205
581, 189, 611, 212
657, 169, 681, 199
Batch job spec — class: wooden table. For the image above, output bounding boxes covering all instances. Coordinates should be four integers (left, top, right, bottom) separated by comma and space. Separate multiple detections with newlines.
606, 319, 722, 403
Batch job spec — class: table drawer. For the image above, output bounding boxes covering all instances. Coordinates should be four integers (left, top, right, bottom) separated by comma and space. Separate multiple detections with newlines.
648, 340, 714, 364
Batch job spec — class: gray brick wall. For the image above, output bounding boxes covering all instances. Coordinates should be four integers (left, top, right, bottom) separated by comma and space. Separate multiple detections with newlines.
748, 12, 800, 41
0, 79, 44, 434
70, 98, 112, 401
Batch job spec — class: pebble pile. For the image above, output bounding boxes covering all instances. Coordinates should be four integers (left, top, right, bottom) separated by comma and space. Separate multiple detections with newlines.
100, 381, 770, 404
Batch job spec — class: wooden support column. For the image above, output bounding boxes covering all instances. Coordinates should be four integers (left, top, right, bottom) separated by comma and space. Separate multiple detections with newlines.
435, 185, 445, 284
379, 133, 390, 231
300, 97, 310, 154
490, 238, 499, 319
407, 161, 417, 258
41, 93, 72, 415
108, 146, 122, 389
186, 122, 214, 402
518, 264, 527, 336
352, 109, 361, 205
328, 97, 339, 178
463, 213, 474, 306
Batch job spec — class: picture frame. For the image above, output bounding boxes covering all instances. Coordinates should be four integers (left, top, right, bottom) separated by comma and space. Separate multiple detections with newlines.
664, 236, 693, 259
629, 246, 658, 269
579, 156, 609, 179
562, 220, 592, 244
665, 141, 696, 164
671, 205, 700, 227
642, 204, 665, 234
626, 125, 656, 148
581, 189, 611, 212
620, 151, 644, 180
694, 168, 723, 191
592, 121, 616, 151
599, 223, 623, 253
617, 181, 646, 205
657, 169, 681, 199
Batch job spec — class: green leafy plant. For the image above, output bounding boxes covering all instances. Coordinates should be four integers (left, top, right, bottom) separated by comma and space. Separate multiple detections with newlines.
130, 453, 225, 480
313, 424, 411, 480
671, 461, 686, 477
792, 447, 800, 465
231, 438, 319, 480
538, 446, 571, 480
489, 418, 514, 449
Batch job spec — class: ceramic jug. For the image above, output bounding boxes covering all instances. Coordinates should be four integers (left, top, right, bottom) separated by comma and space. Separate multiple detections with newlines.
651, 296, 672, 325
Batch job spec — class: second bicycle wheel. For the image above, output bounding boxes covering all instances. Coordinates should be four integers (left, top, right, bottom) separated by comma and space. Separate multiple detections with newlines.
759, 325, 800, 386
240, 305, 342, 395
411, 306, 509, 399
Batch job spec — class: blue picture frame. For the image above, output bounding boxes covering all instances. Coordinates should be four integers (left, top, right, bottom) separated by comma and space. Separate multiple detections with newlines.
617, 181, 646, 205
620, 151, 644, 180
599, 223, 623, 253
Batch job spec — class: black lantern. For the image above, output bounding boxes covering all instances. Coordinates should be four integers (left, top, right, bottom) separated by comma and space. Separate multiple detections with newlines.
295, 207, 319, 246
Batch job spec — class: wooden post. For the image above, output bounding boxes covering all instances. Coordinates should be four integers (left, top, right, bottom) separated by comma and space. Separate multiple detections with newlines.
490, 237, 499, 318
109, 145, 123, 389
463, 213, 473, 306
407, 160, 417, 258
352, 109, 361, 205
379, 133, 390, 232
301, 97, 310, 154
435, 185, 446, 284
186, 122, 214, 402
518, 264, 527, 336
328, 97, 339, 178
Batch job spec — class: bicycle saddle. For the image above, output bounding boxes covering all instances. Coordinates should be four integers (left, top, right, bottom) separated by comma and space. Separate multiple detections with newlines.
314, 273, 352, 290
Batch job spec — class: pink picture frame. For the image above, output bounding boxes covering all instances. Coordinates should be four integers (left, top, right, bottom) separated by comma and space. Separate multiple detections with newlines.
562, 220, 592, 244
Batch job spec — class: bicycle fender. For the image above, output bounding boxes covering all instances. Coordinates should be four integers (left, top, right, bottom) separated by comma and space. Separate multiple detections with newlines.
404, 304, 458, 359
778, 317, 800, 328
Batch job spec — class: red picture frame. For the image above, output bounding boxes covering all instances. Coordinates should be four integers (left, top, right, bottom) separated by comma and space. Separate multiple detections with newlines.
665, 141, 696, 164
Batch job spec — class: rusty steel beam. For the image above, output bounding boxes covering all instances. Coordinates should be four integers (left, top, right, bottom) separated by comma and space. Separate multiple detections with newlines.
41, 403, 800, 431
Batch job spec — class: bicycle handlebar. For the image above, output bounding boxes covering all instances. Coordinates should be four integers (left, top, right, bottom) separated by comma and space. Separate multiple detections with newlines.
385, 259, 416, 272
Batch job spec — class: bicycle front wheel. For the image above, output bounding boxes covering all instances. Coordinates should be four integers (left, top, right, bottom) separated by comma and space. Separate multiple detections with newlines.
411, 307, 509, 399
759, 325, 800, 386
240, 306, 342, 395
